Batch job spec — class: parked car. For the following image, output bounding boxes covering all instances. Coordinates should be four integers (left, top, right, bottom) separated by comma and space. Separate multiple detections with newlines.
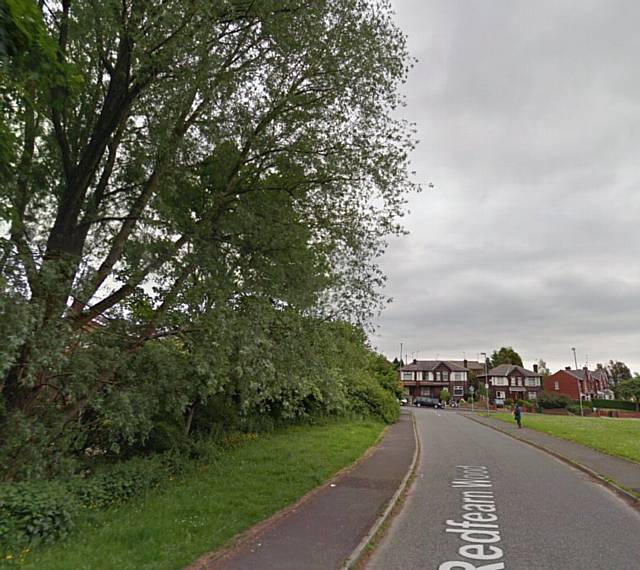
399, 398, 408, 406
414, 397, 442, 408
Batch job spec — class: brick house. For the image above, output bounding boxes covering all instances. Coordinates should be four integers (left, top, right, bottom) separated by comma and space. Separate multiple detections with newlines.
399, 360, 469, 403
476, 364, 543, 403
544, 367, 613, 401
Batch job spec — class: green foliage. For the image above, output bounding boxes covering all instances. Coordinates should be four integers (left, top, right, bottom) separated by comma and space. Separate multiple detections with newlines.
0, 451, 185, 552
0, 481, 76, 551
16, 420, 384, 569
606, 360, 632, 391
566, 403, 588, 416
0, 0, 414, 483
591, 398, 638, 411
537, 391, 572, 409
616, 377, 640, 409
490, 347, 523, 368
347, 375, 399, 424
440, 387, 450, 403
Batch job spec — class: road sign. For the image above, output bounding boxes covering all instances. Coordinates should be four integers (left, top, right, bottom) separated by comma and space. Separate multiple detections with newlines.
468, 386, 475, 393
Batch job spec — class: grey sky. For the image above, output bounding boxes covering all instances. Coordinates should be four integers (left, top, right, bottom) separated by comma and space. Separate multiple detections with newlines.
372, 0, 640, 373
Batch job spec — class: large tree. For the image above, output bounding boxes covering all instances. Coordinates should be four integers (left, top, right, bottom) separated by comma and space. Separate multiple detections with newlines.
0, 0, 415, 472
606, 360, 632, 393
617, 375, 640, 411
490, 347, 523, 368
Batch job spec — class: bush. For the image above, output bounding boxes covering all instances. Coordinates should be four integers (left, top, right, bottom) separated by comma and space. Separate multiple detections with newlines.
347, 375, 399, 424
69, 456, 173, 510
0, 481, 77, 551
538, 391, 572, 409
0, 452, 187, 551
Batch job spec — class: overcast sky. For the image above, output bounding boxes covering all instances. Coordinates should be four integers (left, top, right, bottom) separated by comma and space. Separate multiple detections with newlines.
371, 0, 640, 374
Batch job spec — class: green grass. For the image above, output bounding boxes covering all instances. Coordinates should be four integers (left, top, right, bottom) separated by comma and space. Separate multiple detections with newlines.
492, 413, 640, 463
17, 419, 384, 570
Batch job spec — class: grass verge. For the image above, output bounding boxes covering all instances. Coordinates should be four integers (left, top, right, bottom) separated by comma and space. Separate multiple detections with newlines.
491, 413, 640, 463
15, 419, 384, 570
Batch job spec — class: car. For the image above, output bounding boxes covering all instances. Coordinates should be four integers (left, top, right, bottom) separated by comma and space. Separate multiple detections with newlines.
414, 397, 442, 408
399, 398, 408, 406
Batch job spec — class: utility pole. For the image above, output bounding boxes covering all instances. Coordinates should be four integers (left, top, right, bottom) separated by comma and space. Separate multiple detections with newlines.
572, 347, 584, 416
481, 352, 490, 415
400, 342, 403, 365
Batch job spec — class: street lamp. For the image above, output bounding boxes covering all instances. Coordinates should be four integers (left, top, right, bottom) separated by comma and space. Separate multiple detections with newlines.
480, 352, 490, 414
571, 347, 584, 416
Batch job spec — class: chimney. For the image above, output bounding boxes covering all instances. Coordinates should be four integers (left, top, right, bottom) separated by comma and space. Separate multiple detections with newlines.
533, 364, 538, 373
463, 359, 468, 368
413, 358, 417, 364
565, 366, 571, 371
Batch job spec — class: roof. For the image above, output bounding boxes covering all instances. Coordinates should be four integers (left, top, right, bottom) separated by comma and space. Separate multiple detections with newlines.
447, 360, 485, 371
478, 364, 541, 378
560, 369, 609, 381
400, 360, 468, 372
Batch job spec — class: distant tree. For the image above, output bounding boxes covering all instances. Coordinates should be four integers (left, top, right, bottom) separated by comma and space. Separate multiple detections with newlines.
490, 347, 523, 368
440, 387, 450, 403
535, 359, 550, 378
392, 357, 401, 370
468, 370, 479, 392
606, 360, 632, 393
617, 375, 640, 411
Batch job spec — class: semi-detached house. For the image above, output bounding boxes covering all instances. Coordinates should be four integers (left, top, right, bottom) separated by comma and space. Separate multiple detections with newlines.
476, 364, 543, 403
399, 359, 472, 403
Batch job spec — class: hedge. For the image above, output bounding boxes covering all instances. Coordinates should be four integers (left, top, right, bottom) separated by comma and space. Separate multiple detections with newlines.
590, 399, 638, 411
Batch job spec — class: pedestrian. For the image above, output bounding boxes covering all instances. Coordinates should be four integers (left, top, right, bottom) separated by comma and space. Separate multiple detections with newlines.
513, 402, 522, 428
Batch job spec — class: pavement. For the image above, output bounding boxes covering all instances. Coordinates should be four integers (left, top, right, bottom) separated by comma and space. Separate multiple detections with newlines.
187, 410, 417, 570
461, 410, 640, 501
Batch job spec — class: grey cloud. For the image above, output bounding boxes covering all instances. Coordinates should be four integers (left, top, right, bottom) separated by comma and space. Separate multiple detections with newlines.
374, 1, 640, 372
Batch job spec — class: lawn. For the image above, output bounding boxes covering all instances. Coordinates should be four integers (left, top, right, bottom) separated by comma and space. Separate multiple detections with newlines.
492, 413, 640, 463
16, 419, 384, 570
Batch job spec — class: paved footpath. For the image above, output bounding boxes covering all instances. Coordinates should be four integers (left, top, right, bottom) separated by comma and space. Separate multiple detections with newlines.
366, 408, 640, 570
188, 411, 416, 570
463, 411, 640, 498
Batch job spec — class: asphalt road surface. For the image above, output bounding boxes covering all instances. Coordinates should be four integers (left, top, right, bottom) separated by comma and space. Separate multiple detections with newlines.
366, 408, 640, 570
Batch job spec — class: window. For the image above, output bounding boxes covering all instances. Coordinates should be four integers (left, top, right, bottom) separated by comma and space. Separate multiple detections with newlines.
528, 391, 537, 400
428, 372, 434, 381
496, 391, 506, 399
453, 386, 463, 396
525, 378, 539, 387
402, 372, 413, 381
420, 387, 430, 396
422, 372, 428, 381
442, 371, 449, 381
492, 377, 508, 386
453, 372, 465, 381
436, 372, 441, 381
554, 381, 559, 391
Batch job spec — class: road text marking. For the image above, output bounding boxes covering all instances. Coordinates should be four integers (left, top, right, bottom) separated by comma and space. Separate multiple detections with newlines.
439, 465, 505, 570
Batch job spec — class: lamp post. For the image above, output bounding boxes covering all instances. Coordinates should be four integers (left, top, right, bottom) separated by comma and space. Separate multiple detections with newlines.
571, 347, 584, 416
481, 352, 490, 414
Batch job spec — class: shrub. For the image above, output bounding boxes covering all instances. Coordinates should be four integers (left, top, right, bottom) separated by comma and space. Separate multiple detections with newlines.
538, 391, 572, 409
69, 456, 171, 510
0, 452, 187, 551
0, 481, 77, 551
347, 375, 399, 424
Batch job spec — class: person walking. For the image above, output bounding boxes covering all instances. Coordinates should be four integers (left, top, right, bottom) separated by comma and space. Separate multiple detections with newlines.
513, 402, 522, 428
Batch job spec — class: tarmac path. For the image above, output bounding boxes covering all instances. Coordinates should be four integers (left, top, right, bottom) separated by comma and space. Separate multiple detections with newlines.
366, 408, 640, 570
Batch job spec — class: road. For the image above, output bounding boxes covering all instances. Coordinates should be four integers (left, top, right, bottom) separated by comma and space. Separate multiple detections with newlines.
365, 408, 640, 570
